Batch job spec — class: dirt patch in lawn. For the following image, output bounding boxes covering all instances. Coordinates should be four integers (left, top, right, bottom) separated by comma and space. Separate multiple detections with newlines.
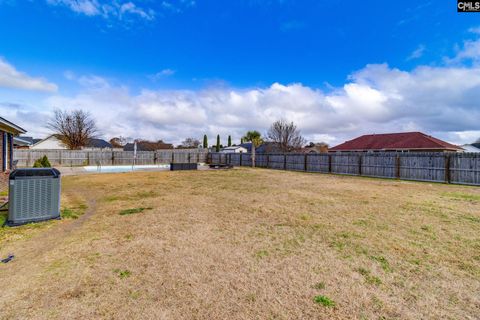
0, 168, 478, 319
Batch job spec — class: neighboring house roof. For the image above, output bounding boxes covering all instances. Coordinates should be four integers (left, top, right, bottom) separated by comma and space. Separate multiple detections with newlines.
237, 142, 284, 153
330, 132, 462, 152
13, 136, 33, 147
16, 136, 35, 144
123, 141, 174, 151
461, 144, 480, 153
239, 143, 252, 153
0, 117, 26, 134
86, 138, 112, 148
256, 142, 283, 153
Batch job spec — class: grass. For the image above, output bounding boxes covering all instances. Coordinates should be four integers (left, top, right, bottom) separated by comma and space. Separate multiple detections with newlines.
443, 191, 480, 201
357, 267, 382, 286
312, 281, 326, 290
114, 269, 132, 279
0, 209, 7, 226
0, 168, 478, 319
313, 295, 336, 307
118, 207, 152, 216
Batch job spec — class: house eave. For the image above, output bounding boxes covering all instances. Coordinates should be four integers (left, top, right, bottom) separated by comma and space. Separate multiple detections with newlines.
0, 117, 26, 134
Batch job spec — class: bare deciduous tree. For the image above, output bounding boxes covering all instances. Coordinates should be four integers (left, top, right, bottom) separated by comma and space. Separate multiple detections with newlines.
48, 109, 98, 150
267, 119, 306, 152
180, 138, 201, 148
110, 136, 128, 148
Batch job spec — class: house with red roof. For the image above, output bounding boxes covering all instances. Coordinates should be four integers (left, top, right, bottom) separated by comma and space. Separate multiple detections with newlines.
329, 132, 463, 153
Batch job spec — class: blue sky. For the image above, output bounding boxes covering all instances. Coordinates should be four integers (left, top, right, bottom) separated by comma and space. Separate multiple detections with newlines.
1, 0, 480, 145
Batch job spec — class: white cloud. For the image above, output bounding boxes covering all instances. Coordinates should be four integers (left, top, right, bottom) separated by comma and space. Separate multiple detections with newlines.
46, 0, 101, 16
119, 2, 154, 20
468, 26, 480, 35
445, 29, 480, 65
3, 32, 480, 146
46, 0, 154, 21
407, 44, 425, 60
0, 58, 57, 92
10, 60, 475, 146
149, 69, 176, 81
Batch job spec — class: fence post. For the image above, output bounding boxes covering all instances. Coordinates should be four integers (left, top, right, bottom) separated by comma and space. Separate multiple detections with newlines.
188, 153, 191, 163
304, 154, 308, 171
266, 154, 270, 168
111, 151, 115, 165
27, 151, 31, 167
358, 154, 362, 176
328, 154, 332, 173
252, 144, 256, 168
171, 152, 175, 164
445, 154, 451, 184
87, 152, 90, 166
395, 154, 400, 179
197, 152, 200, 164
240, 153, 243, 166
59, 151, 62, 166
284, 154, 287, 170
153, 151, 157, 165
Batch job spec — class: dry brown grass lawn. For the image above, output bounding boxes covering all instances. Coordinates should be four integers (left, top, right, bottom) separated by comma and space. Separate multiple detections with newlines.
0, 168, 479, 319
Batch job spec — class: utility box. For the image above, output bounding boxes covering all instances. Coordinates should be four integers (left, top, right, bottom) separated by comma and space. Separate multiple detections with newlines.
170, 163, 198, 171
7, 168, 61, 226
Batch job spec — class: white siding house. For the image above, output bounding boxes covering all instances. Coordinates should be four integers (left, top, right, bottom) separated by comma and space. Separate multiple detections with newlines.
220, 146, 248, 153
31, 135, 66, 150
461, 144, 480, 153
31, 135, 113, 150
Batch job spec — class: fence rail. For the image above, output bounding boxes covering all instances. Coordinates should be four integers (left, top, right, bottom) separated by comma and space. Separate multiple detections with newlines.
14, 149, 208, 167
208, 152, 480, 186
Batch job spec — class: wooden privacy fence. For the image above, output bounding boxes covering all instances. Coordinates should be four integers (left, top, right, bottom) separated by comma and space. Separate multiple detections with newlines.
14, 149, 208, 167
209, 152, 480, 186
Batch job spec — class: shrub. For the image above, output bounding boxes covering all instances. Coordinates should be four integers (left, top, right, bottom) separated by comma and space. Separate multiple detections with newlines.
33, 155, 51, 168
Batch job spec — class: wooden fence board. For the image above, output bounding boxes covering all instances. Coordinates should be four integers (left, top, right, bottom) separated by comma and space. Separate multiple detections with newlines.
267, 154, 286, 170
331, 153, 360, 175
208, 152, 480, 186
361, 153, 396, 178
14, 149, 480, 186
14, 149, 208, 167
285, 154, 306, 171
450, 153, 480, 185
306, 153, 329, 172
255, 154, 268, 168
399, 153, 446, 182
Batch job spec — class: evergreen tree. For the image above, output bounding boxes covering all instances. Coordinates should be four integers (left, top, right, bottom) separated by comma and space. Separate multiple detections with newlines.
203, 134, 208, 148
216, 135, 220, 152
228, 135, 232, 147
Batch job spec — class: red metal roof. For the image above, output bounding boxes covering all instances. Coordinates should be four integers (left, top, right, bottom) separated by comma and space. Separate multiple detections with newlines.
330, 132, 462, 151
